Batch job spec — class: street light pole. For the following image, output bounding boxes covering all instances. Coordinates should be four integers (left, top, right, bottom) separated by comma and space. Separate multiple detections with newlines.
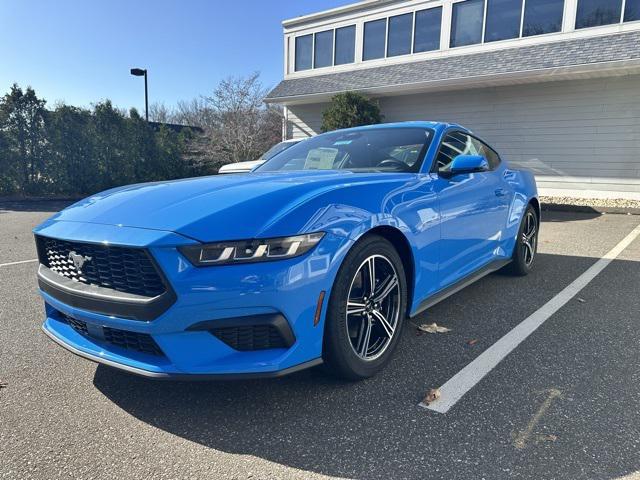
130, 68, 148, 121
143, 70, 148, 122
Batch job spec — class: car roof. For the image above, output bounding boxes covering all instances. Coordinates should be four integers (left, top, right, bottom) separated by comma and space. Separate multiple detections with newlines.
325, 121, 467, 134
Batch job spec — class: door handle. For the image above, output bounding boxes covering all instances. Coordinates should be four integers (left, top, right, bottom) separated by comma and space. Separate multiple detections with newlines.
495, 188, 508, 197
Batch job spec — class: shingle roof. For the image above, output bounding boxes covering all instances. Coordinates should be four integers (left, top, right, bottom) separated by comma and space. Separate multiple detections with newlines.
265, 31, 640, 101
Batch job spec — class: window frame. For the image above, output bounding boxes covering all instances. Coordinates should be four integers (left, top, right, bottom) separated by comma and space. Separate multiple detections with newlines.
289, 0, 640, 75
387, 12, 415, 57
484, 0, 525, 43
522, 0, 566, 37
334, 24, 357, 65
294, 34, 314, 72
294, 25, 356, 72
450, 0, 488, 48
430, 129, 502, 174
575, 0, 625, 29
626, 0, 640, 21
360, 4, 447, 61
413, 6, 443, 53
363, 17, 388, 61
313, 29, 335, 69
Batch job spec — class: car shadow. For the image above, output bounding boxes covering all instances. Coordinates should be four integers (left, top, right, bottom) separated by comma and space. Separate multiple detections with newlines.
540, 209, 602, 221
92, 250, 640, 480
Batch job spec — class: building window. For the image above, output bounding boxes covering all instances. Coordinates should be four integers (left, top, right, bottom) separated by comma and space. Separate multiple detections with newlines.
314, 30, 333, 68
295, 34, 313, 71
485, 0, 523, 42
295, 25, 356, 72
523, 0, 565, 36
575, 0, 622, 28
450, 0, 485, 47
363, 18, 387, 60
626, 0, 640, 21
387, 13, 413, 57
335, 25, 356, 65
414, 7, 442, 52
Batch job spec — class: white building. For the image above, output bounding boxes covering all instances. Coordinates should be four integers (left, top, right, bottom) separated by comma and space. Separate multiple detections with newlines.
265, 0, 640, 194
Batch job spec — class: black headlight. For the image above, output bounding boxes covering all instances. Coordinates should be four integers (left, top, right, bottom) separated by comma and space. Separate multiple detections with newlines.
179, 232, 325, 267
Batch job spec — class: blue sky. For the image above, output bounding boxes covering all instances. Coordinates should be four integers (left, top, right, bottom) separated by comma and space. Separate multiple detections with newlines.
0, 0, 353, 111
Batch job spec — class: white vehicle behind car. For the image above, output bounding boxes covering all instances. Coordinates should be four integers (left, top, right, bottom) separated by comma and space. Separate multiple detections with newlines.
218, 138, 302, 174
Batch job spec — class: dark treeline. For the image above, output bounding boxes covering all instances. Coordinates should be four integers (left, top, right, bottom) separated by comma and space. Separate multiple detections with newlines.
0, 84, 200, 197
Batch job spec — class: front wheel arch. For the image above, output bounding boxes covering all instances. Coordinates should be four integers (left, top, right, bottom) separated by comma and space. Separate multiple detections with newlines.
322, 233, 409, 379
352, 226, 415, 317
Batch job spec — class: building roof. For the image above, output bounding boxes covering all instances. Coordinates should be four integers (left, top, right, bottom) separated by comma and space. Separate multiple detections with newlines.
265, 31, 640, 104
282, 0, 395, 28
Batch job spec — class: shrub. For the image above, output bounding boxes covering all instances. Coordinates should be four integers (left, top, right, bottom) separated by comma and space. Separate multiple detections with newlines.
321, 92, 383, 132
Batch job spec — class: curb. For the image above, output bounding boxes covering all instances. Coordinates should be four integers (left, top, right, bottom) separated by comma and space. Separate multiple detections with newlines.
542, 203, 640, 216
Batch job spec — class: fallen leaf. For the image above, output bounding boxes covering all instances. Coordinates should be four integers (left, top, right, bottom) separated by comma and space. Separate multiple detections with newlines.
535, 434, 558, 444
418, 323, 452, 334
420, 388, 441, 406
467, 339, 479, 346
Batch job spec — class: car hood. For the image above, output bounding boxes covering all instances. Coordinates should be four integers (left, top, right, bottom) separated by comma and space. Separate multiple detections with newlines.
48, 171, 417, 242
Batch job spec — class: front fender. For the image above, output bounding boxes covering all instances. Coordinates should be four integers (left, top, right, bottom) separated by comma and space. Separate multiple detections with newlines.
258, 174, 442, 317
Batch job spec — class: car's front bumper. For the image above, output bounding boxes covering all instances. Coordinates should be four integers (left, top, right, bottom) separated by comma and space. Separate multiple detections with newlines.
35, 220, 352, 378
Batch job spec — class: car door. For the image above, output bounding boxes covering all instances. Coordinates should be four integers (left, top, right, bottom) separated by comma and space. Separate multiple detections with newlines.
432, 130, 511, 290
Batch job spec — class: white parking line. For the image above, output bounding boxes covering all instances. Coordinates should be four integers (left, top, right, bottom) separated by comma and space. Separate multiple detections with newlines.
0, 259, 38, 268
424, 221, 640, 414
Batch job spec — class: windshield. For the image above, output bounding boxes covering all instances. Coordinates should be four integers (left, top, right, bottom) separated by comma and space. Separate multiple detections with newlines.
260, 140, 300, 161
256, 128, 432, 173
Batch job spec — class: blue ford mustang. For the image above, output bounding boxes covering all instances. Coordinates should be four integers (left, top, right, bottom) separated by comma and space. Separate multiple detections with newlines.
34, 122, 539, 380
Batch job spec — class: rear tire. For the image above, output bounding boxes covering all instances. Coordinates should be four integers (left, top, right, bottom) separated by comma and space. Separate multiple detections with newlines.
323, 235, 407, 380
504, 204, 538, 276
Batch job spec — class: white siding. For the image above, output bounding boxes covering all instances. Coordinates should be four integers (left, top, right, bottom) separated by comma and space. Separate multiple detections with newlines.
286, 75, 640, 190
287, 103, 329, 139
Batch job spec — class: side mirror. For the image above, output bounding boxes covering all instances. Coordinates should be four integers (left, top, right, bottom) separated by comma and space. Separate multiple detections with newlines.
449, 155, 489, 174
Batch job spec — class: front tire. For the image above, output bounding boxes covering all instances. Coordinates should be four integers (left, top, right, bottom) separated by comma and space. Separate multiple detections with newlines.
505, 204, 538, 276
323, 235, 407, 380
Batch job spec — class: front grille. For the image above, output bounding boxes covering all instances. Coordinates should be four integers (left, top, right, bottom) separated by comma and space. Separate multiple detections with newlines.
37, 236, 165, 297
212, 325, 289, 351
59, 314, 164, 357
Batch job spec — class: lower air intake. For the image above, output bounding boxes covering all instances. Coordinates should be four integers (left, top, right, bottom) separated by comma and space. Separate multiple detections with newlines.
212, 324, 289, 351
60, 314, 164, 357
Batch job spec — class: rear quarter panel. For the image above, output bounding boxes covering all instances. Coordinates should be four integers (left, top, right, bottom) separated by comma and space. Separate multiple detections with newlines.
501, 166, 539, 256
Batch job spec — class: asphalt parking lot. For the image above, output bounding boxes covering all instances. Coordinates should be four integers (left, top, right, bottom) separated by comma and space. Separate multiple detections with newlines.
1, 201, 639, 480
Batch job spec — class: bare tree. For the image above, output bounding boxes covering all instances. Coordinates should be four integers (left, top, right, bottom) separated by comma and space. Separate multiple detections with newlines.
204, 73, 282, 165
142, 73, 283, 173
172, 98, 215, 129
148, 102, 173, 123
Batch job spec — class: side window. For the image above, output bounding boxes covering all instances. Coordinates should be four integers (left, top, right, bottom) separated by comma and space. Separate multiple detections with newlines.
435, 132, 501, 171
435, 132, 479, 171
470, 137, 501, 170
